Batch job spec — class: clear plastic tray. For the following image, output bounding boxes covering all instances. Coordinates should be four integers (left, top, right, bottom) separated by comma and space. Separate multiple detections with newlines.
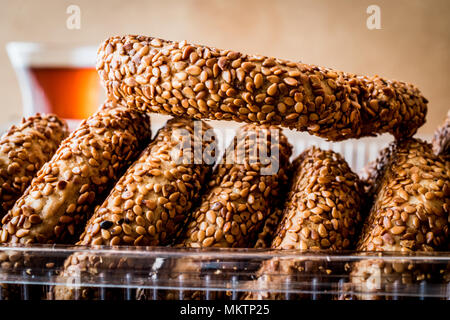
0, 244, 448, 300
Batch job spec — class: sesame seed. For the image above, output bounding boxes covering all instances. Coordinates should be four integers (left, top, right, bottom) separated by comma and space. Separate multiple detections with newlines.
0, 105, 151, 246
98, 35, 427, 141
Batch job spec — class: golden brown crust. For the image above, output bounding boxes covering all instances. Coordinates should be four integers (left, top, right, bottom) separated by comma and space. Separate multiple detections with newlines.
0, 104, 151, 245
76, 118, 215, 247
0, 114, 68, 216
161, 123, 292, 300
243, 147, 363, 300
253, 207, 285, 249
356, 139, 449, 252
98, 35, 427, 141
53, 118, 216, 300
350, 139, 450, 300
178, 123, 292, 248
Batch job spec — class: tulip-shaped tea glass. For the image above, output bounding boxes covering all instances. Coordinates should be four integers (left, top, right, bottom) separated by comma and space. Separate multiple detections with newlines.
7, 42, 104, 130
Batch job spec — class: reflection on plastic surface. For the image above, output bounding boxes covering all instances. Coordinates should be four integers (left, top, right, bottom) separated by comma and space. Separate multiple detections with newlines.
0, 244, 448, 300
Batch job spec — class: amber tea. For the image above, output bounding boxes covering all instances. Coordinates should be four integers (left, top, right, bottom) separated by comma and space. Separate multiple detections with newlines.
7, 43, 102, 130
27, 66, 100, 120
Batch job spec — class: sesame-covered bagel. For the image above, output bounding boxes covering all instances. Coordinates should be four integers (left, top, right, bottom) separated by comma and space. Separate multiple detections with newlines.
54, 118, 216, 300
243, 147, 363, 300
77, 117, 216, 247
272, 147, 363, 251
350, 139, 450, 300
160, 123, 292, 300
356, 139, 449, 252
179, 123, 292, 249
432, 110, 450, 159
98, 35, 427, 141
0, 104, 151, 245
0, 114, 68, 217
434, 112, 450, 253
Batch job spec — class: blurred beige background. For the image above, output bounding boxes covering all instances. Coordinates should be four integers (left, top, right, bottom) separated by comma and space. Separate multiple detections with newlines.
0, 0, 449, 135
